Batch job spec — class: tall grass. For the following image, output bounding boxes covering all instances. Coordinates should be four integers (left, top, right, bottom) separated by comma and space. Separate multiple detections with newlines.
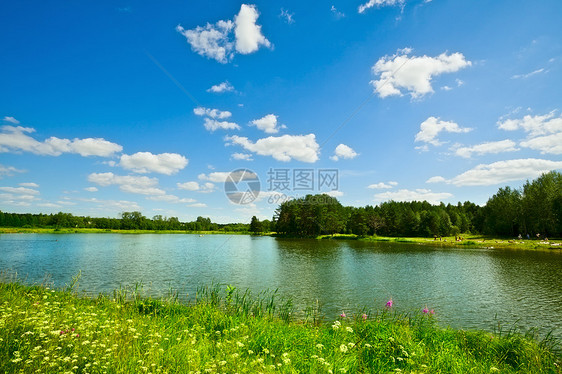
0, 278, 559, 373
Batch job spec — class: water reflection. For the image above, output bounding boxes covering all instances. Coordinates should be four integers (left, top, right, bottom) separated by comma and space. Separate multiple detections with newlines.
1, 234, 561, 340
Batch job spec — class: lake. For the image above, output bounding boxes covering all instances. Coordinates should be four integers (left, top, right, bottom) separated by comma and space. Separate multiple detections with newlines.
1, 233, 561, 340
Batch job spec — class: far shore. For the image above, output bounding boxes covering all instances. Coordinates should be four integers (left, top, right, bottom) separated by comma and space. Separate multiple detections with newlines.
1, 227, 561, 251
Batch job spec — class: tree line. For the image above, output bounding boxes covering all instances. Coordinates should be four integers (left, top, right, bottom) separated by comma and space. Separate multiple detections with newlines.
264, 171, 562, 238
0, 211, 249, 233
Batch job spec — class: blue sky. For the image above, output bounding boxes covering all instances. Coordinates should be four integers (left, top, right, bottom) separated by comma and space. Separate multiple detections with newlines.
1, 0, 561, 223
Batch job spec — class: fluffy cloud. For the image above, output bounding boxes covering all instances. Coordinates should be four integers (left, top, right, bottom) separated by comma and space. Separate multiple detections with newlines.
204, 118, 241, 132
194, 107, 240, 132
207, 81, 235, 93
454, 140, 519, 158
0, 185, 40, 207
429, 158, 562, 187
374, 188, 452, 204
177, 181, 201, 191
120, 152, 188, 175
19, 182, 39, 188
176, 21, 234, 63
227, 134, 320, 163
231, 153, 253, 161
414, 117, 471, 146
426, 176, 446, 184
176, 4, 270, 63
498, 111, 562, 154
234, 4, 271, 54
330, 144, 358, 161
0, 126, 122, 157
368, 181, 398, 189
358, 0, 404, 13
0, 164, 24, 179
250, 114, 285, 134
371, 49, 471, 98
84, 187, 98, 192
88, 172, 165, 195
3, 116, 20, 124
194, 107, 232, 119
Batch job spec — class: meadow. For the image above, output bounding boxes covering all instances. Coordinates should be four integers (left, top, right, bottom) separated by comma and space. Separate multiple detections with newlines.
1, 276, 560, 373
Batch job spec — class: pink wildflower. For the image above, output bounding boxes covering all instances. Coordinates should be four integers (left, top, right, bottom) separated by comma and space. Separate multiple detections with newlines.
430, 309, 435, 315
340, 312, 346, 318
362, 313, 368, 320
386, 299, 393, 308
423, 307, 429, 314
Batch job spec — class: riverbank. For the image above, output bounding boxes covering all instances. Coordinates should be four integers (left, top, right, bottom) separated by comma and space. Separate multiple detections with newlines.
0, 227, 248, 235
317, 233, 562, 251
1, 281, 559, 373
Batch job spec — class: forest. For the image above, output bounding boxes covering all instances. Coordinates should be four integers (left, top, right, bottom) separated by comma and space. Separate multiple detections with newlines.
1, 171, 561, 238
268, 171, 562, 237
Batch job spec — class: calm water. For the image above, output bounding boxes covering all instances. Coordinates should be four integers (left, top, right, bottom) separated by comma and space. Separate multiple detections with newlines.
1, 233, 561, 340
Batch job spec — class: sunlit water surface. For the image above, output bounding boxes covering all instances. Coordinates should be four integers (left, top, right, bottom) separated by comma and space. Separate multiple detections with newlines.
1, 233, 561, 340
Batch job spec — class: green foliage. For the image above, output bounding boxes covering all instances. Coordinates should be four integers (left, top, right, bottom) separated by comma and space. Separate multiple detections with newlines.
1, 281, 559, 373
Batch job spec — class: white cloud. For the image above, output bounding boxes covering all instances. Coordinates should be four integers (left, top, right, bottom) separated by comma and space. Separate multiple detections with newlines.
453, 139, 519, 158
368, 181, 398, 189
207, 81, 235, 93
234, 4, 271, 54
227, 134, 320, 162
498, 111, 562, 137
498, 111, 562, 154
330, 144, 358, 161
0, 164, 24, 179
441, 85, 452, 91
414, 117, 472, 146
374, 188, 452, 204
250, 114, 285, 134
3, 116, 20, 124
204, 118, 241, 132
0, 185, 40, 207
177, 4, 270, 63
198, 171, 257, 183
435, 158, 562, 187
177, 181, 201, 191
146, 195, 196, 204
189, 203, 208, 208
511, 68, 546, 79
84, 187, 98, 192
194, 107, 232, 119
326, 190, 344, 197
330, 5, 345, 18
426, 176, 446, 184
358, 0, 404, 13
0, 126, 122, 157
520, 133, 562, 154
19, 182, 39, 188
176, 20, 234, 63
371, 49, 471, 98
120, 152, 188, 175
279, 8, 295, 24
88, 172, 165, 196
231, 152, 253, 161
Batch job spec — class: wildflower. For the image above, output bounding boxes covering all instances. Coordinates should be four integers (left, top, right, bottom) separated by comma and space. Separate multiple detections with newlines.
364, 343, 372, 348
316, 344, 324, 350
430, 309, 435, 315
362, 313, 368, 320
339, 344, 348, 353
348, 342, 355, 348
340, 312, 346, 318
346, 327, 353, 333
386, 299, 393, 308
423, 307, 429, 314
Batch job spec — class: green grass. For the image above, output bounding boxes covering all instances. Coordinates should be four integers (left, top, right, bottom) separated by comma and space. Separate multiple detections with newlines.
1, 278, 560, 373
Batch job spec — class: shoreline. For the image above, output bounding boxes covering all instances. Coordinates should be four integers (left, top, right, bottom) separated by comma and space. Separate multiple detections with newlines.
2, 227, 561, 251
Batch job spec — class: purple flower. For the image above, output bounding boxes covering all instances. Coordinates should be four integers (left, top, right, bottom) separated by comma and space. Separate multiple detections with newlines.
386, 299, 393, 308
423, 307, 429, 314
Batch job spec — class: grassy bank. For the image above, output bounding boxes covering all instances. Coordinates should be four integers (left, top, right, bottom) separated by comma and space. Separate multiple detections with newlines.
318, 233, 562, 251
1, 280, 559, 373
0, 227, 247, 235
